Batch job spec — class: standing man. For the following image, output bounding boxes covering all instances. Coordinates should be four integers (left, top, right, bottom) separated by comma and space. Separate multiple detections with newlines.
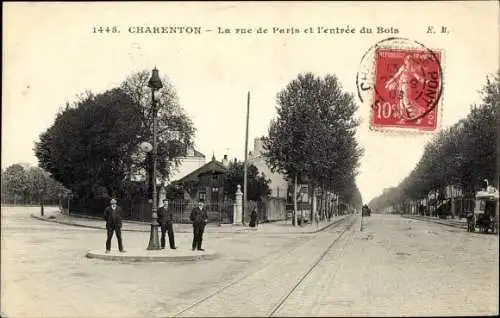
103, 198, 125, 253
190, 201, 208, 251
249, 207, 258, 228
157, 199, 176, 249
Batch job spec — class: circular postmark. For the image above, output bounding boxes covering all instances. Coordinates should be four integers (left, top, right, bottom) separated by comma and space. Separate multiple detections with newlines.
356, 37, 443, 127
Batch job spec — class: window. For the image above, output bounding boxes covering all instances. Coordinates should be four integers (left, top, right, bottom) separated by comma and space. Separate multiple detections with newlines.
199, 192, 206, 201
479, 200, 486, 212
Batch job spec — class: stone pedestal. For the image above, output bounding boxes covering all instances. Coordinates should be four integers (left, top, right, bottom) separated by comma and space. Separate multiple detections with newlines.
451, 199, 457, 219
234, 185, 243, 225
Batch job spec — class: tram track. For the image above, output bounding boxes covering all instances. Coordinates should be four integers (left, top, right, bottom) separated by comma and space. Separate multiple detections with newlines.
268, 216, 357, 317
170, 216, 356, 317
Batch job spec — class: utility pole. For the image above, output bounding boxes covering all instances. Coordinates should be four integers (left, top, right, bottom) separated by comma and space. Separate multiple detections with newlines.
243, 91, 250, 224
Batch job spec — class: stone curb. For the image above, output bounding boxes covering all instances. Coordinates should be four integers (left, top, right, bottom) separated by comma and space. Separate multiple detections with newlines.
30, 214, 147, 232
402, 215, 467, 229
61, 212, 344, 233
30, 213, 345, 235
85, 249, 218, 262
66, 213, 153, 225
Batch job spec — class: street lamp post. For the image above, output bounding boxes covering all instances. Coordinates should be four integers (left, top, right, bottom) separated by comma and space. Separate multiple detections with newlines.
147, 67, 163, 250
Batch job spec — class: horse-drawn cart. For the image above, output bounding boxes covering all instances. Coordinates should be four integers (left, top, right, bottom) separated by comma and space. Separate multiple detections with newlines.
467, 185, 498, 234
362, 204, 371, 217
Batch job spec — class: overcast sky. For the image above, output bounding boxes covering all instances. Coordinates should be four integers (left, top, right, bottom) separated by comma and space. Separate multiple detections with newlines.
3, 2, 498, 203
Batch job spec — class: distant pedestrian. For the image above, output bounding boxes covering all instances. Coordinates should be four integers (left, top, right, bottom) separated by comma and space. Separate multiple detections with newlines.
418, 204, 425, 216
190, 201, 208, 251
157, 199, 176, 249
249, 208, 258, 227
103, 198, 125, 253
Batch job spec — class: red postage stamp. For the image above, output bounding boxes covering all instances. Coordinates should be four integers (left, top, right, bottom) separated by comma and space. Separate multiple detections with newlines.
356, 38, 443, 132
372, 49, 442, 130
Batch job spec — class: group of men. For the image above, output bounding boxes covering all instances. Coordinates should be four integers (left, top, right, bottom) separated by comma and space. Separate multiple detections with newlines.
103, 198, 208, 253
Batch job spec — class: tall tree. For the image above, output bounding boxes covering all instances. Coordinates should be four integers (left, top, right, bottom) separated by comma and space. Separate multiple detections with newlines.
223, 161, 271, 201
35, 70, 197, 203
2, 164, 27, 204
120, 70, 196, 196
264, 73, 362, 225
1, 164, 68, 204
35, 88, 143, 199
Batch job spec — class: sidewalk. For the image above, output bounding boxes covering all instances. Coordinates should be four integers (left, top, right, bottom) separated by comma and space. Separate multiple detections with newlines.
402, 215, 467, 229
30, 210, 347, 234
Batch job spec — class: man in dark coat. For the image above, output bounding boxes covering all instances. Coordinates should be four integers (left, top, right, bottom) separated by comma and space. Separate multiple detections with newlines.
249, 208, 258, 228
103, 198, 125, 253
157, 199, 176, 249
190, 201, 208, 251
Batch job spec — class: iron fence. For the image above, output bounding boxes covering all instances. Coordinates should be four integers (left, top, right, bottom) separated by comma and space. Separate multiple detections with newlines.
67, 194, 288, 224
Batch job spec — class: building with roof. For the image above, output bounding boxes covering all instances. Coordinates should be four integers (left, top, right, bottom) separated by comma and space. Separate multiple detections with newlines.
247, 137, 289, 221
167, 146, 206, 183
131, 146, 206, 183
174, 154, 228, 203
248, 137, 288, 199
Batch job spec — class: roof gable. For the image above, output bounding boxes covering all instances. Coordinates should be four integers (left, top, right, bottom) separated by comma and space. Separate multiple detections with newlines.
176, 158, 227, 183
193, 149, 205, 158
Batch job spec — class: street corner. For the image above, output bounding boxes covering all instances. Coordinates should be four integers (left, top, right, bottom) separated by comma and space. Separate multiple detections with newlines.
232, 224, 263, 233
30, 212, 103, 230
30, 213, 58, 222
85, 247, 218, 262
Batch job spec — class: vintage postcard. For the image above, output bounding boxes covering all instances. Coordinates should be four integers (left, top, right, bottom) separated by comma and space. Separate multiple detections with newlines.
2, 2, 498, 317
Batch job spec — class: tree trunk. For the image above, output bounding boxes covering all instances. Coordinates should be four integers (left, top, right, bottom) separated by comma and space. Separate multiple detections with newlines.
317, 186, 322, 220
325, 190, 328, 219
321, 184, 328, 220
293, 174, 298, 226
299, 182, 304, 226
309, 183, 313, 225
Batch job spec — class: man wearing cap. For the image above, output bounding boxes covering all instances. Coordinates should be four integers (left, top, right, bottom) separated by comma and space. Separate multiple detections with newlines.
157, 199, 176, 249
103, 198, 125, 253
190, 201, 208, 251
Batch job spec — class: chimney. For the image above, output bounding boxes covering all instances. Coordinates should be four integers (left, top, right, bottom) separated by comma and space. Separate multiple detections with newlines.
254, 137, 264, 155
222, 154, 229, 167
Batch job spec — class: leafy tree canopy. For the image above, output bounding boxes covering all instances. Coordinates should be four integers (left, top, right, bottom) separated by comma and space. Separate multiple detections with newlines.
1, 164, 68, 203
35, 70, 197, 201
223, 161, 271, 202
369, 70, 499, 210
35, 88, 142, 199
263, 73, 363, 219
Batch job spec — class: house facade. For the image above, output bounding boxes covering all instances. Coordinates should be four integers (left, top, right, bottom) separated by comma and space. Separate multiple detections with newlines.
168, 147, 206, 183
248, 137, 288, 199
130, 146, 205, 184
174, 155, 228, 204
173, 155, 232, 223
248, 137, 288, 221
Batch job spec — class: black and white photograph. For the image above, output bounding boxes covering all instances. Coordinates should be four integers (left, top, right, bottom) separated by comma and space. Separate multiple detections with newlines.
1, 2, 498, 317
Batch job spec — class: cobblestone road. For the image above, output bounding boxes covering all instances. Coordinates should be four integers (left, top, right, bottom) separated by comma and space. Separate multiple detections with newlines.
175, 218, 355, 317
1, 207, 305, 317
275, 214, 499, 317
2, 207, 498, 317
